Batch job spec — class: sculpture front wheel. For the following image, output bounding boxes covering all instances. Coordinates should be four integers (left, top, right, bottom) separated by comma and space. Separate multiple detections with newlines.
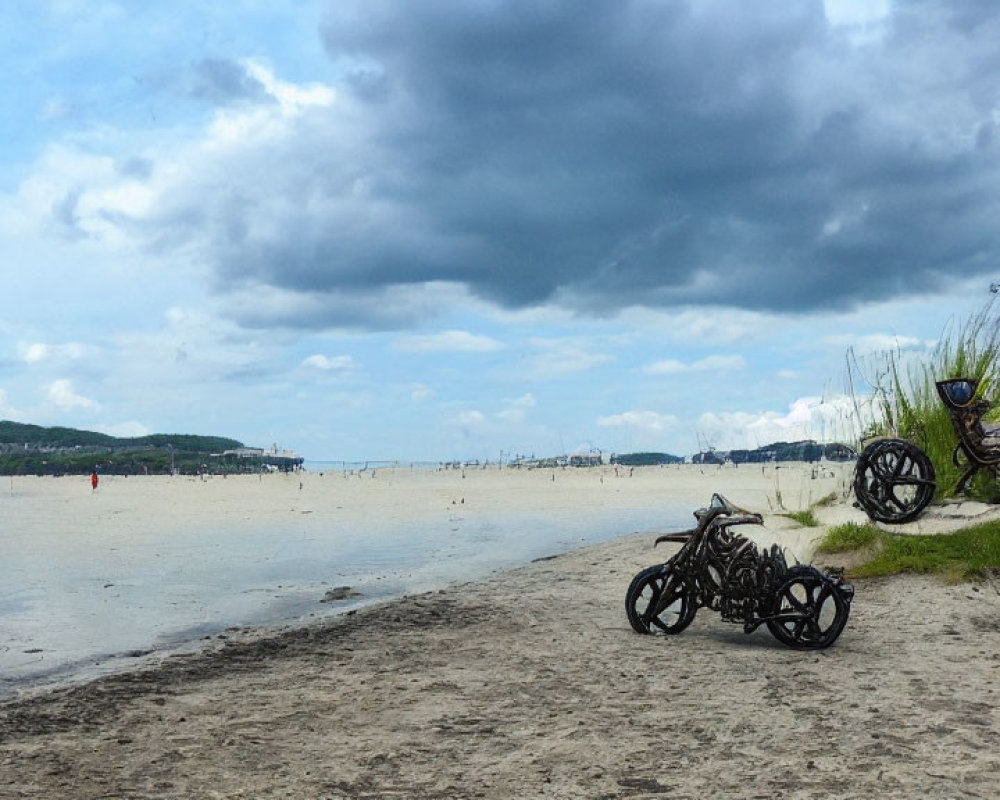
854, 438, 936, 524
626, 565, 696, 635
766, 566, 850, 649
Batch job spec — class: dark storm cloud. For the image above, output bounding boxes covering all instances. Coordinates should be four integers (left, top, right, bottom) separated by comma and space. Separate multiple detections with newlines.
146, 1, 1000, 326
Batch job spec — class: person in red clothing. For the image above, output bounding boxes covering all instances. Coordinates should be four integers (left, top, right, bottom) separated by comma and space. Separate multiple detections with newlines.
91, 471, 98, 491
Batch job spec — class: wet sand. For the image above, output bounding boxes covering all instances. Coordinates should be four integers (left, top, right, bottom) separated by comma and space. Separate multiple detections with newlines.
2, 464, 999, 798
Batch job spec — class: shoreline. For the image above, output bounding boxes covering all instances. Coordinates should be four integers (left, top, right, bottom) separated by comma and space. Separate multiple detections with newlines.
0, 463, 852, 697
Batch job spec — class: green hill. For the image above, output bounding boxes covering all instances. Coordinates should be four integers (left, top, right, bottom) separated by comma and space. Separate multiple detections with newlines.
0, 421, 247, 475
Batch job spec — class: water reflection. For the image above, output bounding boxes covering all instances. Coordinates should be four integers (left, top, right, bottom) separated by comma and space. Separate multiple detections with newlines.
1, 504, 687, 694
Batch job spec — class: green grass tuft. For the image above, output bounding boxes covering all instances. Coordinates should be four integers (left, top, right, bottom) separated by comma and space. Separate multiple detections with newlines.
816, 519, 1000, 581
783, 509, 820, 527
816, 522, 882, 553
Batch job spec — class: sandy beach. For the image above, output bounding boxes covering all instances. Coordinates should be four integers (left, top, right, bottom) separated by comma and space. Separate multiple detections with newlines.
0, 463, 846, 692
2, 464, 1000, 798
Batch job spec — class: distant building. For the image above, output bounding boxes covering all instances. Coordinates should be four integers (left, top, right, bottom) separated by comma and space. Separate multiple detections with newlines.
219, 445, 303, 471
610, 452, 684, 466
694, 440, 857, 464
222, 447, 266, 458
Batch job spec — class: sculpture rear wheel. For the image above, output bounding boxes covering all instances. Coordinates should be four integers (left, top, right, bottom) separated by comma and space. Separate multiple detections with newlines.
766, 566, 850, 649
854, 438, 936, 524
626, 565, 696, 635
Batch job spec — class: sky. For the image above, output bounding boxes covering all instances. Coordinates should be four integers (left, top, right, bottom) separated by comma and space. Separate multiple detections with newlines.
0, 0, 997, 463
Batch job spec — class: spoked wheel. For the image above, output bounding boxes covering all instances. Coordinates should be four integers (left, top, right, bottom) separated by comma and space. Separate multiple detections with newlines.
626, 565, 696, 635
854, 438, 936, 524
765, 566, 850, 649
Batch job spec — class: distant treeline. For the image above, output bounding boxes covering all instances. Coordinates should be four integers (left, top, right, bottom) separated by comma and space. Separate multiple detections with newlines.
610, 452, 684, 466
691, 440, 856, 465
0, 420, 248, 476
0, 421, 241, 452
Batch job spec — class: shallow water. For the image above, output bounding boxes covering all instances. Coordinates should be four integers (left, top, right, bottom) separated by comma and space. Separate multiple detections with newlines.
0, 504, 689, 695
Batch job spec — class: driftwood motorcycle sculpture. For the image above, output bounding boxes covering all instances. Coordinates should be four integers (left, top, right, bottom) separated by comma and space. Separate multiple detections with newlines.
853, 377, 1000, 524
626, 494, 854, 649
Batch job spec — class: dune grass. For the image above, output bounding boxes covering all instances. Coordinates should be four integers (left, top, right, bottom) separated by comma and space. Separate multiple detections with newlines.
812, 492, 840, 508
782, 509, 820, 527
816, 520, 1000, 581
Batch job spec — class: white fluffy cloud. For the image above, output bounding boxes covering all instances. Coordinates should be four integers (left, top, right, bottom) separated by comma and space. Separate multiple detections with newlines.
95, 420, 151, 438
301, 354, 356, 371
496, 393, 536, 423
822, 333, 933, 354
696, 395, 863, 451
46, 379, 96, 410
18, 341, 87, 364
823, 0, 890, 29
520, 339, 613, 379
643, 354, 747, 375
395, 330, 503, 353
597, 410, 678, 432
456, 410, 485, 426
0, 389, 23, 420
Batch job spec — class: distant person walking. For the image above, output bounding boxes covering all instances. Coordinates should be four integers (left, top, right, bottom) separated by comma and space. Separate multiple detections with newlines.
91, 472, 98, 492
